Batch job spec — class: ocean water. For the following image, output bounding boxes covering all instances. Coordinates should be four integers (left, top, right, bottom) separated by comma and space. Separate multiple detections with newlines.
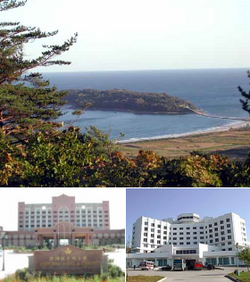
43, 68, 250, 142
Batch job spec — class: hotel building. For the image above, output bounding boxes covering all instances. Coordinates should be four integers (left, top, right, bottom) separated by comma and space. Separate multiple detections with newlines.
1, 194, 125, 248
127, 212, 249, 267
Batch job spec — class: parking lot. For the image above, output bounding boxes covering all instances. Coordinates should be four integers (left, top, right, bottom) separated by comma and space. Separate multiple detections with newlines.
127, 267, 247, 281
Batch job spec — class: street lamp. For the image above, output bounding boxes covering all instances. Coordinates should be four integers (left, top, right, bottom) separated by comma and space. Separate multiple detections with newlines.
0, 231, 8, 271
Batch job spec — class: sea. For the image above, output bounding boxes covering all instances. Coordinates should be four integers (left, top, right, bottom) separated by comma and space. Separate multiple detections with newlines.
43, 68, 250, 142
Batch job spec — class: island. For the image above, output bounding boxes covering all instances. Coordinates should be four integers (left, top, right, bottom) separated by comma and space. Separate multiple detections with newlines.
65, 89, 198, 114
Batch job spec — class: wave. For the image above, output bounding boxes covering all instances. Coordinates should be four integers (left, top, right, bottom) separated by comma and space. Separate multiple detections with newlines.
117, 121, 249, 144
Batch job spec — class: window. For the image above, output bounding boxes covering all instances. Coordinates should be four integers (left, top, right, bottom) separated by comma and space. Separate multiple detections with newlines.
145, 222, 148, 225
215, 233, 218, 237
228, 235, 232, 239
220, 220, 224, 224
144, 233, 148, 236
158, 225, 161, 228
151, 228, 155, 232
226, 218, 230, 222
214, 222, 218, 226
151, 223, 155, 227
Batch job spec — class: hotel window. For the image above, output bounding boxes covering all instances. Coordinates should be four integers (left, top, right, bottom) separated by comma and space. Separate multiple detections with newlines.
228, 248, 232, 251
179, 237, 183, 240
157, 240, 160, 244
199, 226, 204, 229
143, 238, 147, 242
158, 225, 161, 228
180, 227, 183, 230
186, 237, 190, 240
214, 222, 218, 226
226, 218, 230, 222
151, 223, 155, 227
151, 234, 154, 238
227, 224, 231, 228
150, 239, 154, 243
228, 241, 232, 245
193, 232, 197, 235
186, 227, 190, 230
144, 227, 148, 231
151, 228, 154, 232
158, 230, 161, 233
144, 233, 148, 236
164, 226, 167, 229
145, 222, 148, 225
221, 226, 224, 230
228, 235, 232, 239
200, 231, 204, 234
157, 235, 161, 238
220, 220, 224, 224
221, 237, 225, 241
215, 233, 218, 237
221, 231, 225, 235
186, 242, 190, 245
193, 237, 197, 239
209, 224, 212, 228
215, 227, 218, 231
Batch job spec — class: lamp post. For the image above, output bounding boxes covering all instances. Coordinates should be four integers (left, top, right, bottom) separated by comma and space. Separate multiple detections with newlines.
236, 242, 239, 276
0, 231, 8, 271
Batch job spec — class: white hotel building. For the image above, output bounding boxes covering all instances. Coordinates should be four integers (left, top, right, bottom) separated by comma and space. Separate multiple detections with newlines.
127, 212, 249, 267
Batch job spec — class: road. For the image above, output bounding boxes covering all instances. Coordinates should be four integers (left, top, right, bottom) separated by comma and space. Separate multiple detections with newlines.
127, 267, 247, 281
0, 250, 33, 280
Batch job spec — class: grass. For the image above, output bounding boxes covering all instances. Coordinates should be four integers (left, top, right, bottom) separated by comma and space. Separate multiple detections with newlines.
118, 127, 250, 161
228, 271, 250, 282
126, 276, 164, 282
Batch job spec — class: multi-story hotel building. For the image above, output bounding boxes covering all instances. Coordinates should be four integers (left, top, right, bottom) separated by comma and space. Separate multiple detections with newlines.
127, 212, 249, 267
1, 194, 125, 248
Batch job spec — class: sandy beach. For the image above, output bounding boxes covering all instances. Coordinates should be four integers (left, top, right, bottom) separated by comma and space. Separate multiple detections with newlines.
118, 123, 250, 161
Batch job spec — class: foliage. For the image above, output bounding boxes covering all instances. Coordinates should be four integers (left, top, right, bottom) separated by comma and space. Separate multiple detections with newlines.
238, 247, 250, 271
238, 70, 250, 115
0, 0, 77, 143
66, 89, 198, 114
1, 127, 250, 186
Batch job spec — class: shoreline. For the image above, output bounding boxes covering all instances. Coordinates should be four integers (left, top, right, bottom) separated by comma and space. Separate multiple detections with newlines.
117, 121, 250, 144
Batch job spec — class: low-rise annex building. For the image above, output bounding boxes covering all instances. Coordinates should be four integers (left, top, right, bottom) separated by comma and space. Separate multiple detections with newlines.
0, 194, 125, 248
127, 212, 249, 267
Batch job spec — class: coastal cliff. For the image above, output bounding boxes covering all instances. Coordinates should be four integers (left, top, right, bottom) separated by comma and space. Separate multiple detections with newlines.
66, 89, 198, 114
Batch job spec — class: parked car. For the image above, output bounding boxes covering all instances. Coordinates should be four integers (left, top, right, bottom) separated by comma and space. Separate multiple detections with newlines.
207, 263, 215, 270
161, 264, 172, 271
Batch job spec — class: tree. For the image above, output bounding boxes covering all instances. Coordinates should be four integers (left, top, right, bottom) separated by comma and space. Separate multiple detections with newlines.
238, 247, 250, 271
238, 71, 250, 115
0, 0, 78, 143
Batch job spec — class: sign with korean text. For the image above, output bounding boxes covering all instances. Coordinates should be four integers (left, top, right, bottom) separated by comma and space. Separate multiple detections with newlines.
33, 245, 102, 275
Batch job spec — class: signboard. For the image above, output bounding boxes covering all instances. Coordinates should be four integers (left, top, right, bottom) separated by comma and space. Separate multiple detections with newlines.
33, 245, 103, 275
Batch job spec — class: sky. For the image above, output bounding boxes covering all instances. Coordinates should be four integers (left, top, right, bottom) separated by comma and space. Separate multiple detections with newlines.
0, 188, 126, 231
1, 0, 250, 72
126, 189, 250, 243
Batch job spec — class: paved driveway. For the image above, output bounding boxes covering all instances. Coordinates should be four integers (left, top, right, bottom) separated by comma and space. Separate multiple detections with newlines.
127, 267, 247, 282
